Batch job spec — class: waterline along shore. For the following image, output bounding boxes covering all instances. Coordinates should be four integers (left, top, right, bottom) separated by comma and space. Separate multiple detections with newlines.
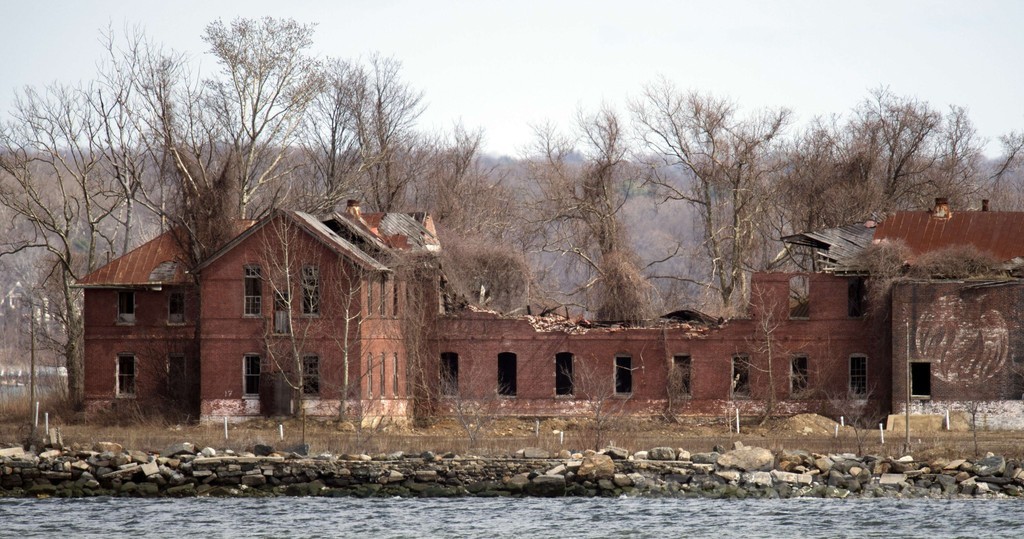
2, 441, 1023, 499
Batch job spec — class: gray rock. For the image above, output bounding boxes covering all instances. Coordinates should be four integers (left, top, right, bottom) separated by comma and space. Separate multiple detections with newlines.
974, 455, 1006, 477
201, 447, 217, 457
253, 444, 274, 457
612, 473, 632, 487
602, 447, 629, 460
162, 443, 195, 458
879, 473, 906, 485
522, 447, 550, 459
528, 474, 566, 496
93, 442, 123, 454
691, 452, 719, 465
648, 447, 677, 461
633, 451, 648, 460
415, 470, 439, 482
717, 447, 773, 471
578, 454, 615, 480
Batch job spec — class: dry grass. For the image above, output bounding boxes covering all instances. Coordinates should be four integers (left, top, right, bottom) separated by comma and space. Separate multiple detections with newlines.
4, 413, 1024, 461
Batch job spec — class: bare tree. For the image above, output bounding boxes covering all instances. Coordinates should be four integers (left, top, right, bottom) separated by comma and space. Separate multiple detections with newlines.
633, 80, 791, 313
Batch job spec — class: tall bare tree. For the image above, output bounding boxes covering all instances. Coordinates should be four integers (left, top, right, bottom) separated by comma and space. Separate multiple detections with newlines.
633, 80, 791, 312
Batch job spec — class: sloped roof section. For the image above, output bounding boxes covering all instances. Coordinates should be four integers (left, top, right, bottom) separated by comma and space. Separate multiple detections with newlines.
873, 211, 1024, 262
289, 211, 390, 272
782, 223, 876, 272
78, 230, 189, 287
378, 212, 440, 252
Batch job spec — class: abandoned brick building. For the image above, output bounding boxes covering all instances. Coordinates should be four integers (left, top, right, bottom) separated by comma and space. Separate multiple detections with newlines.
78, 198, 1024, 428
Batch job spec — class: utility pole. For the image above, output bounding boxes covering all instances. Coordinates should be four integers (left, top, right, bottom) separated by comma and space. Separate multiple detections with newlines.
905, 319, 911, 453
29, 305, 37, 439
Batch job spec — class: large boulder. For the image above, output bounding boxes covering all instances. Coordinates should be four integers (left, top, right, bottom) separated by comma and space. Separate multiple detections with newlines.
527, 474, 566, 497
522, 447, 550, 459
162, 442, 195, 458
648, 447, 677, 461
974, 455, 1006, 477
577, 454, 615, 480
717, 446, 774, 471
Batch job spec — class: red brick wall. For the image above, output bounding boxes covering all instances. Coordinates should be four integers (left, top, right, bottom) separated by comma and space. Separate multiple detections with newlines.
891, 280, 1024, 411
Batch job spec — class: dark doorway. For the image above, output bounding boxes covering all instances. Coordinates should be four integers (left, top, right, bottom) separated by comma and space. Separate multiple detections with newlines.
910, 362, 931, 398
555, 352, 574, 396
497, 352, 517, 396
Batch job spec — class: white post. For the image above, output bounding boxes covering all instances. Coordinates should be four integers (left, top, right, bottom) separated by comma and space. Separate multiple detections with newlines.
840, 416, 845, 427
945, 409, 950, 430
279, 424, 284, 440
735, 408, 740, 434
834, 424, 839, 438
223, 417, 229, 440
535, 419, 540, 438
34, 401, 39, 428
559, 431, 564, 446
44, 412, 49, 436
879, 423, 885, 444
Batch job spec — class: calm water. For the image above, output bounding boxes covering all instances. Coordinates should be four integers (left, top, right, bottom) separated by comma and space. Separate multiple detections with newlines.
1, 497, 1021, 538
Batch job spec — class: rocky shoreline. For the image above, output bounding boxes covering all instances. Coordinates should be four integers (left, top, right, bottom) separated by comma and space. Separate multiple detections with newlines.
2, 441, 1023, 499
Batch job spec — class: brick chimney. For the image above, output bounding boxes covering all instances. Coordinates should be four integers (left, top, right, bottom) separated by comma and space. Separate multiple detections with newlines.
932, 197, 951, 219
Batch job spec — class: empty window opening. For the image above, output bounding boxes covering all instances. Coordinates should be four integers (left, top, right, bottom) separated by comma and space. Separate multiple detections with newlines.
244, 266, 262, 315
302, 355, 320, 396
789, 275, 809, 318
440, 352, 459, 396
301, 266, 320, 315
168, 291, 185, 324
393, 353, 400, 396
243, 354, 261, 396
555, 352, 574, 396
497, 352, 517, 396
849, 355, 868, 397
910, 362, 931, 398
167, 353, 187, 397
273, 291, 290, 334
379, 274, 387, 316
671, 355, 692, 397
380, 352, 387, 397
117, 354, 136, 397
848, 277, 866, 317
791, 355, 809, 395
366, 353, 374, 398
615, 355, 633, 395
117, 291, 136, 324
732, 355, 751, 398
393, 280, 400, 317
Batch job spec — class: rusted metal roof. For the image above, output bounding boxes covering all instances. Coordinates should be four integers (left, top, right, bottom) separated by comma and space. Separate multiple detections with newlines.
78, 230, 189, 287
873, 210, 1024, 262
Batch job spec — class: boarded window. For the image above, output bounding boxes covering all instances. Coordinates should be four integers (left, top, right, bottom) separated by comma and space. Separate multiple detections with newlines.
168, 291, 185, 324
910, 362, 931, 398
380, 352, 386, 397
671, 355, 691, 396
379, 275, 387, 316
791, 355, 809, 395
392, 280, 400, 317
848, 277, 866, 317
117, 354, 136, 396
117, 291, 135, 324
497, 352, 517, 396
367, 353, 374, 398
732, 355, 750, 398
302, 355, 320, 396
615, 355, 633, 395
243, 354, 261, 396
301, 266, 320, 315
440, 352, 459, 396
555, 352, 574, 396
244, 266, 262, 315
789, 275, 809, 318
849, 355, 868, 397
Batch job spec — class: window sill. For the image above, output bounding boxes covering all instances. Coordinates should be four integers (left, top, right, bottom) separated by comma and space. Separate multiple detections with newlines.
243, 314, 262, 318
166, 321, 186, 327
243, 394, 260, 400
115, 394, 136, 399
115, 321, 136, 327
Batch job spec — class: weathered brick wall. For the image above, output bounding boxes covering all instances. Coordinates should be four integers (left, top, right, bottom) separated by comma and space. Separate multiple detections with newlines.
892, 281, 1024, 416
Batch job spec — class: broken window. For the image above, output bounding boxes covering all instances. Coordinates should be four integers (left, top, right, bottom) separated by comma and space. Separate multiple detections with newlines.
392, 279, 400, 317
301, 266, 320, 315
789, 275, 809, 319
849, 355, 868, 397
791, 355, 809, 395
117, 353, 136, 397
671, 355, 692, 397
379, 274, 387, 316
848, 277, 866, 317
440, 352, 459, 396
497, 352, 517, 396
117, 291, 136, 324
910, 362, 931, 398
167, 353, 187, 398
555, 352, 574, 396
168, 290, 185, 324
732, 354, 751, 398
243, 354, 261, 396
273, 291, 290, 334
615, 355, 633, 395
244, 265, 262, 316
302, 354, 320, 396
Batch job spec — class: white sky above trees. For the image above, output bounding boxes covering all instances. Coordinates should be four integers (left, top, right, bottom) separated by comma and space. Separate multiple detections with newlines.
2, 0, 1021, 157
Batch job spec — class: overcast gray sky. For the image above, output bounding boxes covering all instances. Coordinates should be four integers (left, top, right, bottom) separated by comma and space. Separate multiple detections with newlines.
2, 0, 1021, 157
